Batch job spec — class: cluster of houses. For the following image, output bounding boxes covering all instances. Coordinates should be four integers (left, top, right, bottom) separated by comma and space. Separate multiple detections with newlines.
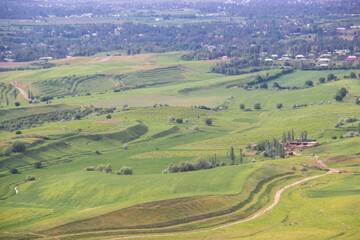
261, 51, 359, 68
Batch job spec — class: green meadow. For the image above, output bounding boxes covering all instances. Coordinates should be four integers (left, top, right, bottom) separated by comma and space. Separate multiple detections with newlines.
0, 52, 359, 239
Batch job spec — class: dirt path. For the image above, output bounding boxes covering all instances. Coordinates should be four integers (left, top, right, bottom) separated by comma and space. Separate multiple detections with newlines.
109, 78, 121, 87
109, 169, 337, 240
9, 82, 29, 100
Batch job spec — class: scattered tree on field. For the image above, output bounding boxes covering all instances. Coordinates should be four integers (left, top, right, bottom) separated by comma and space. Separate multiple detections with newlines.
254, 103, 261, 110
11, 141, 26, 152
277, 103, 283, 110
230, 146, 235, 165
240, 104, 245, 110
205, 118, 213, 126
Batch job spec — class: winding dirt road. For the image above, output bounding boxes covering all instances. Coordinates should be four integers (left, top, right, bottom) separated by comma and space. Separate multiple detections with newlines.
9, 82, 29, 100
109, 169, 337, 240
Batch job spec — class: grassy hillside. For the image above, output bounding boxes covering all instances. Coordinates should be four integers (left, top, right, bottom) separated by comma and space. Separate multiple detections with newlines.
0, 53, 359, 239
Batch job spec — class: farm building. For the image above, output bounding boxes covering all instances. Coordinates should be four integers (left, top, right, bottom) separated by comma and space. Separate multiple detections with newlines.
345, 56, 358, 62
283, 141, 319, 154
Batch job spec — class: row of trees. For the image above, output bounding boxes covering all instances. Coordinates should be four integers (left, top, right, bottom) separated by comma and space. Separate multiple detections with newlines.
86, 164, 133, 175
282, 129, 310, 143
257, 139, 286, 159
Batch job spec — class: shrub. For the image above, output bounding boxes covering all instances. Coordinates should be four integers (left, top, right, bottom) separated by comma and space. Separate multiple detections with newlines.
319, 77, 325, 83
123, 144, 128, 150
254, 103, 261, 110
104, 163, 112, 173
204, 118, 212, 126
86, 166, 95, 171
95, 150, 101, 155
15, 130, 22, 135
2, 147, 11, 156
34, 161, 42, 169
10, 168, 18, 174
183, 118, 189, 123
350, 72, 356, 78
96, 164, 106, 172
11, 141, 26, 153
168, 116, 175, 122
193, 125, 199, 131
176, 118, 183, 123
168, 163, 179, 173
331, 136, 337, 139
220, 161, 226, 166
276, 103, 283, 110
239, 104, 245, 110
106, 114, 112, 119
119, 166, 133, 175
244, 108, 252, 111
27, 175, 36, 181
15, 102, 20, 107
194, 157, 210, 170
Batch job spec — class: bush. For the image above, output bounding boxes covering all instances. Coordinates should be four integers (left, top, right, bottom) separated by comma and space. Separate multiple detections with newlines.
254, 103, 261, 110
10, 168, 18, 174
168, 116, 175, 122
176, 118, 183, 124
106, 114, 112, 119
123, 144, 128, 150
194, 157, 210, 170
34, 161, 42, 169
239, 104, 245, 110
244, 108, 252, 111
168, 163, 179, 173
276, 103, 283, 110
15, 130, 22, 135
15, 102, 20, 107
11, 141, 26, 153
193, 125, 199, 131
119, 166, 133, 175
96, 164, 105, 172
27, 175, 36, 181
331, 136, 337, 139
95, 150, 101, 155
2, 147, 11, 156
305, 80, 313, 87
104, 163, 112, 173
319, 77, 325, 83
204, 118, 212, 126
86, 166, 95, 171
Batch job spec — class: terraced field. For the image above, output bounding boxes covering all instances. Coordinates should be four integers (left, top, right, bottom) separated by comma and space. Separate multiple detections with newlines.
0, 53, 359, 240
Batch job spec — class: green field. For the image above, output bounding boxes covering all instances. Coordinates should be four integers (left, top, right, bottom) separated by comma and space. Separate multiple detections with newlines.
0, 52, 359, 239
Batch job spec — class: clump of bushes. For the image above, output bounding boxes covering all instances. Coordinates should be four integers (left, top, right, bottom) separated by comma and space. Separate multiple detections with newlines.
11, 141, 26, 153
117, 166, 133, 175
163, 157, 221, 174
86, 166, 95, 171
334, 116, 357, 128
34, 161, 42, 169
27, 175, 36, 181
10, 168, 18, 174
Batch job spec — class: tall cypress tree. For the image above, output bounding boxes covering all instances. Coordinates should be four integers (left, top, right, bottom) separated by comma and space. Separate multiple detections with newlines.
291, 128, 294, 141
239, 149, 243, 164
230, 147, 235, 165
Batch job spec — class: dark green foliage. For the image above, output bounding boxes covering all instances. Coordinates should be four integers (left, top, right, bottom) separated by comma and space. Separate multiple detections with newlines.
27, 175, 36, 181
319, 77, 325, 83
118, 166, 133, 175
239, 149, 243, 164
204, 118, 213, 126
327, 73, 336, 81
276, 103, 283, 110
259, 138, 286, 159
239, 104, 245, 110
332, 136, 337, 139
349, 72, 356, 78
106, 114, 112, 119
168, 163, 179, 173
15, 130, 22, 135
334, 87, 348, 101
260, 83, 268, 89
95, 150, 101, 155
86, 166, 95, 171
230, 147, 235, 165
34, 161, 42, 169
194, 157, 211, 170
254, 103, 261, 110
11, 141, 26, 153
15, 102, 20, 107
2, 147, 11, 156
273, 82, 281, 88
176, 118, 183, 124
305, 80, 313, 87
356, 97, 360, 105
10, 168, 18, 174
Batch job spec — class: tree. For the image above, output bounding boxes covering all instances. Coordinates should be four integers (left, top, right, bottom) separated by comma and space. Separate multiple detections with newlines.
260, 82, 268, 89
15, 102, 20, 107
204, 118, 212, 126
305, 80, 313, 87
254, 103, 261, 110
239, 104, 245, 110
356, 97, 360, 105
176, 118, 183, 123
276, 103, 283, 110
104, 163, 112, 173
319, 77, 325, 83
230, 147, 235, 165
239, 149, 243, 164
10, 168, 18, 174
11, 141, 26, 153
273, 82, 281, 88
34, 161, 42, 169
327, 73, 335, 81
291, 128, 294, 141
194, 157, 210, 170
106, 114, 112, 119
350, 72, 356, 78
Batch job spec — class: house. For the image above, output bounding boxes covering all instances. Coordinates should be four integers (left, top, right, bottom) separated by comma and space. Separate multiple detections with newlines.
264, 58, 273, 62
345, 56, 358, 62
320, 53, 332, 58
283, 141, 319, 153
271, 54, 278, 59
295, 54, 306, 60
318, 58, 331, 64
